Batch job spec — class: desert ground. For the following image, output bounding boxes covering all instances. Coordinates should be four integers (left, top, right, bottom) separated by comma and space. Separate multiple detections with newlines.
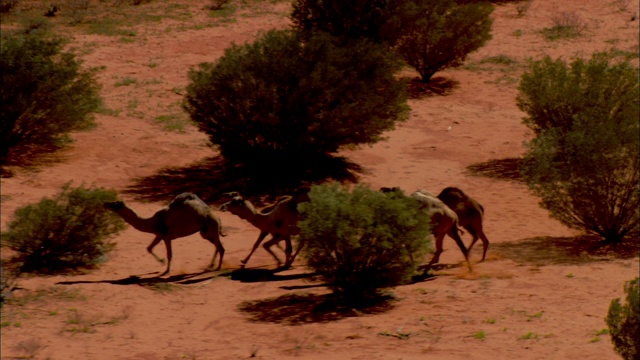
1, 1, 638, 359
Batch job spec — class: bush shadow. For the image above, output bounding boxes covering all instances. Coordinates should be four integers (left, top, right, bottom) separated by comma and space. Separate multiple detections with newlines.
223, 267, 318, 283
238, 291, 396, 325
493, 235, 638, 266
403, 76, 460, 99
465, 157, 523, 182
123, 154, 363, 205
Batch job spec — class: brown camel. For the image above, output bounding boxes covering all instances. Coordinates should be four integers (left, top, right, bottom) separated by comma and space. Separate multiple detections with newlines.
221, 189, 309, 269
104, 192, 225, 276
437, 187, 490, 262
410, 190, 470, 268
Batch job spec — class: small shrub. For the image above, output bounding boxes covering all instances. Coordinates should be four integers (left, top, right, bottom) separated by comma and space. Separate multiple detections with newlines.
517, 52, 639, 245
0, 26, 102, 166
1, 183, 126, 274
388, 0, 494, 82
515, 0, 532, 17
542, 11, 587, 41
297, 184, 431, 304
606, 277, 639, 360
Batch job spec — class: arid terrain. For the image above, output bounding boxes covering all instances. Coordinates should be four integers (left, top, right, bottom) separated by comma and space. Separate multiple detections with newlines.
1, 1, 638, 359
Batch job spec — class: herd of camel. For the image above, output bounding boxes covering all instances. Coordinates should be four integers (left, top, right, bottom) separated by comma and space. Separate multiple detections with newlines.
104, 186, 490, 276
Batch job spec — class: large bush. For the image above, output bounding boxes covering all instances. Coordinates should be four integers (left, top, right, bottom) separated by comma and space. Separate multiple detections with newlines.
183, 29, 408, 173
291, 0, 494, 83
1, 183, 126, 274
386, 0, 493, 82
0, 26, 102, 166
606, 277, 639, 360
518, 53, 639, 245
297, 184, 431, 304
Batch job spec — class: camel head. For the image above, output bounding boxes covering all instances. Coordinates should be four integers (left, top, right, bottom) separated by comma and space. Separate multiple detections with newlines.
220, 196, 256, 217
104, 200, 126, 212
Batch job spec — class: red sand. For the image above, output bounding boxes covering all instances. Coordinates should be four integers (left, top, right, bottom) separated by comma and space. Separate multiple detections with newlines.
1, 1, 638, 359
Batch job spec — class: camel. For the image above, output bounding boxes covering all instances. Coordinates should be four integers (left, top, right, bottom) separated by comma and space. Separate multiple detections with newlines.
381, 187, 469, 269
410, 189, 470, 268
221, 189, 309, 269
104, 192, 225, 276
437, 187, 490, 262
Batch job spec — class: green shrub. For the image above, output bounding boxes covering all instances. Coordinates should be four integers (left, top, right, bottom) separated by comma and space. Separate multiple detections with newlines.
0, 26, 102, 166
1, 183, 126, 274
297, 184, 431, 304
291, 0, 494, 83
606, 277, 639, 360
518, 52, 639, 245
387, 0, 493, 82
183, 29, 407, 175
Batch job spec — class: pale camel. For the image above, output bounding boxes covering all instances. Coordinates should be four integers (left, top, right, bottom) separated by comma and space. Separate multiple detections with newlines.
437, 187, 490, 262
104, 192, 225, 276
221, 189, 309, 269
380, 187, 470, 269
410, 189, 470, 268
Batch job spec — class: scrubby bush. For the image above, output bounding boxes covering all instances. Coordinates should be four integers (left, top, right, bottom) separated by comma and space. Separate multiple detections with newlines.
297, 184, 431, 304
183, 29, 408, 176
518, 52, 639, 245
386, 0, 494, 82
1, 183, 126, 274
0, 26, 102, 166
291, 0, 494, 83
606, 277, 639, 360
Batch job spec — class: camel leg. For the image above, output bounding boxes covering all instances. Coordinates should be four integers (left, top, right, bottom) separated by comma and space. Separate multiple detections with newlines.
263, 234, 284, 267
427, 232, 445, 266
147, 236, 165, 264
241, 231, 269, 266
289, 238, 304, 267
477, 231, 490, 262
448, 226, 470, 270
203, 230, 225, 271
159, 238, 173, 276
281, 236, 294, 268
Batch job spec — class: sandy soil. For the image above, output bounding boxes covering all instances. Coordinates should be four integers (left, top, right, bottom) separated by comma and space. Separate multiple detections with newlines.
1, 1, 638, 359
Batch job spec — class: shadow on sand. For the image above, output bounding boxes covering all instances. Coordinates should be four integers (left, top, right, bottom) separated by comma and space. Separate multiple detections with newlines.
122, 155, 362, 205
238, 291, 397, 325
493, 235, 638, 266
404, 76, 460, 99
465, 157, 523, 182
223, 266, 318, 284
55, 270, 223, 289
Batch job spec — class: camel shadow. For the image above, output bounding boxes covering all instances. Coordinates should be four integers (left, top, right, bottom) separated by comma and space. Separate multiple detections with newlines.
403, 76, 460, 99
123, 155, 362, 205
223, 267, 318, 284
238, 292, 396, 325
465, 157, 523, 182
493, 235, 638, 266
55, 270, 223, 289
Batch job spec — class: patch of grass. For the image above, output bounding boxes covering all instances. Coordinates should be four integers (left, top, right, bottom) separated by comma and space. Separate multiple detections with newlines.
154, 114, 189, 132
486, 318, 496, 324
541, 11, 587, 41
513, 29, 523, 37
595, 328, 610, 336
472, 330, 486, 340
518, 332, 539, 340
13, 338, 46, 359
115, 76, 138, 87
566, 273, 575, 278
480, 55, 519, 66
515, 0, 532, 17
1, 321, 11, 327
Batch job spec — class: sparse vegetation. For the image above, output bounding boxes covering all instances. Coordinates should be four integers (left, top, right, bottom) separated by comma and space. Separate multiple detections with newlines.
297, 184, 431, 304
518, 52, 639, 245
1, 183, 126, 274
541, 11, 588, 41
606, 277, 639, 360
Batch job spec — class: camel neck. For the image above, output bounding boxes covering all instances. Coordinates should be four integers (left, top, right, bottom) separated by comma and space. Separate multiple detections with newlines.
116, 205, 157, 234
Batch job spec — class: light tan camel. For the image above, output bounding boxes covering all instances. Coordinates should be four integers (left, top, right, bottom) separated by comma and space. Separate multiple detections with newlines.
221, 189, 309, 269
410, 190, 470, 268
104, 192, 225, 276
437, 187, 490, 262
